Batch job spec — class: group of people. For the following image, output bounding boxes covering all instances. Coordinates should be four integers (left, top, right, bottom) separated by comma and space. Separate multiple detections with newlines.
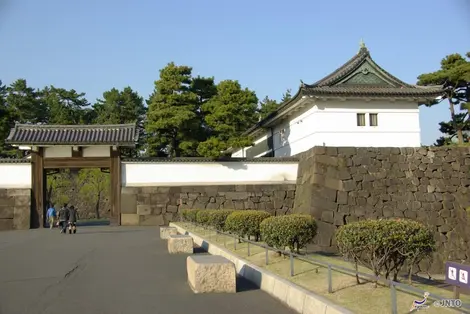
46, 203, 79, 234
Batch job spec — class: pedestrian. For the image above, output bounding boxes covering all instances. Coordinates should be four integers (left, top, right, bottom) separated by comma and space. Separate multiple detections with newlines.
68, 205, 78, 234
58, 203, 69, 234
46, 203, 57, 230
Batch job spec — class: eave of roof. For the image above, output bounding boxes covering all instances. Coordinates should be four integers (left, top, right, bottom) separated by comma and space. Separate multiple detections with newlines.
241, 44, 445, 138
122, 157, 299, 163
5, 123, 139, 147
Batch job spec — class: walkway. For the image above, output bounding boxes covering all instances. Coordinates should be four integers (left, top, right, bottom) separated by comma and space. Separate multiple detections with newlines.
0, 226, 296, 314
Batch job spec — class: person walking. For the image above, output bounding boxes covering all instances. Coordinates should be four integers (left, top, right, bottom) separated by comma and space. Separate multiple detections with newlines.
46, 204, 57, 230
58, 203, 69, 234
67, 205, 79, 234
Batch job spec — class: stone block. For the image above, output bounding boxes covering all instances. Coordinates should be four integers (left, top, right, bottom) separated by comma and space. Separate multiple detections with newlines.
14, 196, 30, 207
140, 214, 164, 226
7, 189, 30, 197
121, 194, 137, 214
137, 205, 152, 215
121, 214, 140, 226
160, 226, 178, 239
13, 206, 30, 230
0, 205, 14, 219
0, 218, 13, 230
168, 235, 193, 254
186, 255, 236, 293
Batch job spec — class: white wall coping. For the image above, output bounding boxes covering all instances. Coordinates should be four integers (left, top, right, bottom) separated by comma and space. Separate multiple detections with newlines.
169, 222, 353, 314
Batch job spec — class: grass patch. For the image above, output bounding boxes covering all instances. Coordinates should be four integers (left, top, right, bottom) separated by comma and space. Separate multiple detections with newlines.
178, 223, 470, 314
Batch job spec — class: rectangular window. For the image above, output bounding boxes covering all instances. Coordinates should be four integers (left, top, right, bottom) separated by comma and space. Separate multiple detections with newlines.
357, 113, 366, 126
369, 113, 378, 126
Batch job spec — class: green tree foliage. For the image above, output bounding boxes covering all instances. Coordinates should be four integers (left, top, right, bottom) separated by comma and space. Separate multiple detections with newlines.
77, 168, 110, 219
145, 62, 199, 157
40, 86, 90, 124
418, 52, 470, 145
46, 170, 73, 206
6, 79, 46, 124
0, 80, 16, 157
281, 88, 292, 103
197, 80, 258, 157
259, 96, 278, 120
94, 87, 146, 157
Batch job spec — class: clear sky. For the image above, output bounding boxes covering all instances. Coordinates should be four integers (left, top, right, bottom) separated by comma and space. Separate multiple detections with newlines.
1, 0, 469, 145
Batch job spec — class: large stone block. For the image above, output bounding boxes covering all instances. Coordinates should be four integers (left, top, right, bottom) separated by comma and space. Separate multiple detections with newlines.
0, 205, 14, 219
168, 235, 193, 254
140, 214, 164, 226
160, 226, 177, 239
13, 206, 30, 230
7, 189, 30, 197
121, 214, 139, 226
0, 218, 13, 230
186, 255, 236, 293
121, 194, 137, 214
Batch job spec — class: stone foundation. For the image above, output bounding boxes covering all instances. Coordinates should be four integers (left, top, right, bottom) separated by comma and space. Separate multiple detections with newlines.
294, 146, 470, 273
160, 226, 178, 239
121, 184, 296, 226
187, 255, 236, 293
168, 235, 194, 254
0, 189, 31, 231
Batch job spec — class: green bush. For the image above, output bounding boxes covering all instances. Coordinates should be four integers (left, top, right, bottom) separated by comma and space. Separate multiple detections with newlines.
260, 214, 317, 253
196, 210, 215, 225
181, 209, 200, 223
335, 218, 435, 284
207, 210, 234, 231
224, 210, 271, 240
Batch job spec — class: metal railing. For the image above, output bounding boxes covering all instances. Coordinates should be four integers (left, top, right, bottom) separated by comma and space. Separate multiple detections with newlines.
182, 222, 470, 314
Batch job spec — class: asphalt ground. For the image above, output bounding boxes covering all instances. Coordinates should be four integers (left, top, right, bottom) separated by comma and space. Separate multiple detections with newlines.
0, 226, 297, 314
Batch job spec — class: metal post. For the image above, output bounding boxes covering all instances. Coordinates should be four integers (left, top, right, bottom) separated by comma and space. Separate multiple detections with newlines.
247, 242, 250, 256
327, 265, 333, 293
265, 247, 269, 265
290, 253, 294, 277
390, 281, 397, 314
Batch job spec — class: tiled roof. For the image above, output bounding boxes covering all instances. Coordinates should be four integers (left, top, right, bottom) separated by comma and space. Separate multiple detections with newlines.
303, 46, 445, 98
122, 157, 299, 163
0, 158, 30, 164
6, 124, 138, 147
240, 45, 445, 138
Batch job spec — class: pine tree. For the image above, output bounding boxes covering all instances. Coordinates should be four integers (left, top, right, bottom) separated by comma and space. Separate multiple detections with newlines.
145, 62, 199, 157
197, 80, 258, 157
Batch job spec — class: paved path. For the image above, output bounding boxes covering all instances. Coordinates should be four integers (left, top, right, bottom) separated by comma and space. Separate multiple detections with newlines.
0, 226, 296, 314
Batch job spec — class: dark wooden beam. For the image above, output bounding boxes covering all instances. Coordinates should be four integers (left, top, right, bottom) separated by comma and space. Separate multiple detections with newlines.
71, 147, 82, 158
43, 157, 110, 169
109, 147, 121, 225
31, 148, 45, 228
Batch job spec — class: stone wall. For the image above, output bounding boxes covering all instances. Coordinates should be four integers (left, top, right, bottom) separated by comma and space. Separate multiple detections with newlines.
294, 146, 470, 273
0, 189, 31, 231
121, 184, 296, 226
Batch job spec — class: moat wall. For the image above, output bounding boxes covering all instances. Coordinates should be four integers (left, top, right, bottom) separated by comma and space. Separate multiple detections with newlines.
294, 146, 470, 273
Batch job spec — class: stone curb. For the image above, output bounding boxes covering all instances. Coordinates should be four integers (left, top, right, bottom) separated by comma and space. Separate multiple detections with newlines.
169, 223, 353, 314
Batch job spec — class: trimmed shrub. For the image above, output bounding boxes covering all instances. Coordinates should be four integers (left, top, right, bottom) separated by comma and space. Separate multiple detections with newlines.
196, 210, 215, 225
207, 210, 234, 231
181, 209, 200, 223
335, 218, 435, 284
224, 210, 271, 240
260, 214, 317, 253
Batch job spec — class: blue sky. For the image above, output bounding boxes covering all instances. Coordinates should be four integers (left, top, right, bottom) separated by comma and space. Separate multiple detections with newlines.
1, 0, 469, 145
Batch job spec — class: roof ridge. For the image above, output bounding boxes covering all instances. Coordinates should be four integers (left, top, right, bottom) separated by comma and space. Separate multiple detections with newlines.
14, 123, 136, 129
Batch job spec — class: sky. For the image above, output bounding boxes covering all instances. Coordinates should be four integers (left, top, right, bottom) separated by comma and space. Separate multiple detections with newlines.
0, 0, 469, 145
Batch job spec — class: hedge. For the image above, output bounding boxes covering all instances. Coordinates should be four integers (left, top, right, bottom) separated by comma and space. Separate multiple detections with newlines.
207, 210, 234, 231
224, 210, 271, 240
335, 218, 435, 284
181, 209, 200, 223
260, 214, 317, 253
196, 210, 214, 225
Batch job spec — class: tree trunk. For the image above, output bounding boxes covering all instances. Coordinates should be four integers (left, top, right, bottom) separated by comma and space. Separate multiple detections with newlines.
94, 191, 101, 219
448, 98, 464, 144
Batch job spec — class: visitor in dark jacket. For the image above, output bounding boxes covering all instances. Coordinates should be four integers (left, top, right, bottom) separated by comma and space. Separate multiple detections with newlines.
58, 204, 69, 234
67, 205, 79, 234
